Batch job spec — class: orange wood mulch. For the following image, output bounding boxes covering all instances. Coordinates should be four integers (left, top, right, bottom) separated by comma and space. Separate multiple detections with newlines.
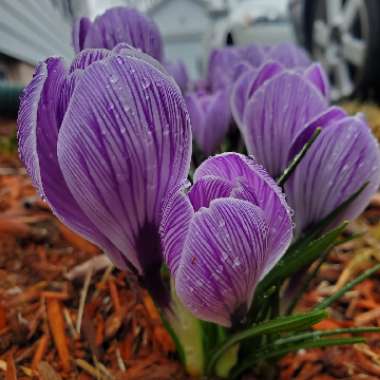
0, 154, 190, 380
279, 194, 380, 380
0, 151, 380, 380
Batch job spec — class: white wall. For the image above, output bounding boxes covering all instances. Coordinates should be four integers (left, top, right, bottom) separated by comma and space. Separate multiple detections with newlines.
86, 0, 162, 19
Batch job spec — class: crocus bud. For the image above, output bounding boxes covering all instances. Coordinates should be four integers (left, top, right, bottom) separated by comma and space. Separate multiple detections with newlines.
18, 46, 191, 302
160, 153, 293, 326
72, 6, 163, 61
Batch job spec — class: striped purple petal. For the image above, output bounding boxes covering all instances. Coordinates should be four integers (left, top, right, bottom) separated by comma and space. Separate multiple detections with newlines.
232, 61, 255, 82
304, 63, 330, 100
72, 17, 92, 53
72, 7, 163, 61
17, 56, 129, 270
207, 47, 242, 91
18, 47, 191, 285
242, 72, 328, 177
285, 113, 380, 235
164, 60, 189, 94
231, 62, 283, 128
288, 107, 347, 161
175, 198, 269, 327
238, 43, 265, 67
69, 48, 111, 73
267, 42, 311, 68
57, 54, 191, 275
185, 89, 231, 154
188, 176, 234, 211
207, 44, 266, 92
231, 68, 256, 128
160, 190, 194, 277
194, 153, 293, 275
159, 153, 293, 325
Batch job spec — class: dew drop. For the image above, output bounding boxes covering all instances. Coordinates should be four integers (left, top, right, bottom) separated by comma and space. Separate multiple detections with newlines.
142, 78, 151, 90
232, 258, 241, 268
109, 75, 118, 84
216, 265, 224, 274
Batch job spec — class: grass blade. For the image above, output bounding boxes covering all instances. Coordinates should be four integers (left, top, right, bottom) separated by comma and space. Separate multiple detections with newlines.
315, 262, 380, 310
259, 222, 347, 292
231, 337, 364, 379
275, 326, 380, 345
277, 128, 321, 187
206, 310, 327, 375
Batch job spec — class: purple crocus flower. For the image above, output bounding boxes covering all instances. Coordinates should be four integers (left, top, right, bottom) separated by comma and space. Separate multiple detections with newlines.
72, 7, 163, 62
285, 108, 380, 235
239, 43, 266, 67
266, 42, 312, 68
185, 89, 231, 155
17, 46, 191, 298
206, 42, 310, 93
206, 44, 265, 92
160, 153, 293, 326
231, 62, 380, 235
207, 47, 242, 92
164, 59, 189, 94
231, 62, 330, 177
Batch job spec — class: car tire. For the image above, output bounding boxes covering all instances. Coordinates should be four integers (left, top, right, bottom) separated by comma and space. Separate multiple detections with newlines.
308, 0, 380, 100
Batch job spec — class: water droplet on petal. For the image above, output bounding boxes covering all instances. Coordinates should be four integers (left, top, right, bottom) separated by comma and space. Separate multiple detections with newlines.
142, 78, 151, 90
216, 265, 224, 274
232, 258, 241, 268
109, 75, 118, 84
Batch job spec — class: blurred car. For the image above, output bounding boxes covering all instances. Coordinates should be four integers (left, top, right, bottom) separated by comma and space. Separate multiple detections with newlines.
204, 0, 293, 51
289, 0, 380, 100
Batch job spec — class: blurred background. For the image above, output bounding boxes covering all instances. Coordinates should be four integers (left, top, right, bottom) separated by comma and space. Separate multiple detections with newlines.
1, 0, 378, 116
0, 0, 293, 113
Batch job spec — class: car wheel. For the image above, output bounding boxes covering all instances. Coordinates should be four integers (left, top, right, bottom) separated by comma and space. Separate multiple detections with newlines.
309, 0, 380, 100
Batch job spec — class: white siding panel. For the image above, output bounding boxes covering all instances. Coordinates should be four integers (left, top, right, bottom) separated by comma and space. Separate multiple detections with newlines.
0, 0, 74, 64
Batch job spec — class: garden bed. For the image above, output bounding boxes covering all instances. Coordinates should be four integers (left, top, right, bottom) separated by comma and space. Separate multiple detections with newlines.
0, 118, 380, 380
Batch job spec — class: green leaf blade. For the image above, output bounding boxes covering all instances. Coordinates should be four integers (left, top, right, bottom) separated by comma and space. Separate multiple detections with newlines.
206, 310, 327, 375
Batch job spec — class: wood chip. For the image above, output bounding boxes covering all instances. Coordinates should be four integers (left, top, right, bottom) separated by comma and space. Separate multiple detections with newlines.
46, 299, 71, 372
5, 353, 17, 380
38, 361, 63, 380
